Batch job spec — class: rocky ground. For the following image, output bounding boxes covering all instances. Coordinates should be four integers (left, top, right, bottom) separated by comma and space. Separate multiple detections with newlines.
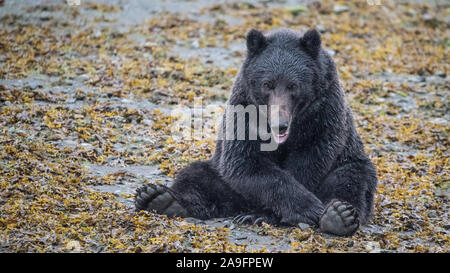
0, 0, 448, 252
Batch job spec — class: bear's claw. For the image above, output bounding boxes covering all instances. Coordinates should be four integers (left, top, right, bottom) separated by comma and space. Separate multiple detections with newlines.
319, 199, 359, 236
233, 214, 270, 226
135, 184, 189, 218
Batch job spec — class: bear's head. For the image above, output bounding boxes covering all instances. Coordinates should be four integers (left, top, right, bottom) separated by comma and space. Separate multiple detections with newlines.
242, 28, 336, 144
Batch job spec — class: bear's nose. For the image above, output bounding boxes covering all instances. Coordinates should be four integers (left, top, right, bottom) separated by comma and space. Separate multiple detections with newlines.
279, 122, 289, 134
276, 121, 289, 135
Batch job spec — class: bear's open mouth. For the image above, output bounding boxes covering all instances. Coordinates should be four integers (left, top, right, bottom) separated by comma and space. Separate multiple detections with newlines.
271, 121, 290, 144
270, 99, 316, 144
273, 129, 290, 144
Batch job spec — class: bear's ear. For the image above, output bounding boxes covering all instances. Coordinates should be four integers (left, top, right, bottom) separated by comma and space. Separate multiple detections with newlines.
246, 29, 267, 55
299, 29, 321, 58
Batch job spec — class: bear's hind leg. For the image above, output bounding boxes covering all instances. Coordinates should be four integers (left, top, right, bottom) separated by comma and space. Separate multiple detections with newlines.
135, 161, 246, 220
135, 183, 188, 217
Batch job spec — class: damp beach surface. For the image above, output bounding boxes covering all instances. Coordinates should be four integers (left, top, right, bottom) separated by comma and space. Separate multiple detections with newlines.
0, 0, 448, 252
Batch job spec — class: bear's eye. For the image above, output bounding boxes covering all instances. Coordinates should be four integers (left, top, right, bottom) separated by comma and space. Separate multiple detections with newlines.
263, 81, 275, 90
287, 83, 297, 90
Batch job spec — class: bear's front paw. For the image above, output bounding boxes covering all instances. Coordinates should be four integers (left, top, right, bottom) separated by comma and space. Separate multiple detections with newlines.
135, 184, 189, 218
319, 199, 359, 236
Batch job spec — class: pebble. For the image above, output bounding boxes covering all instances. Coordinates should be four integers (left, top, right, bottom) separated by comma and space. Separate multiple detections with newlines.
28, 81, 41, 90
298, 223, 311, 231
121, 98, 133, 104
142, 119, 153, 126
427, 210, 437, 218
333, 5, 349, 14
66, 98, 77, 104
434, 70, 446, 77
66, 240, 81, 252
316, 24, 326, 33
78, 74, 89, 81
80, 143, 94, 150
365, 241, 381, 253
106, 155, 120, 163
191, 40, 200, 48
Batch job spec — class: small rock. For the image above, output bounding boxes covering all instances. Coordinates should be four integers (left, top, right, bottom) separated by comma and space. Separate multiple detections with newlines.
298, 222, 311, 231
191, 40, 199, 48
66, 98, 77, 104
142, 119, 153, 126
427, 210, 437, 218
127, 144, 140, 151
325, 240, 335, 248
106, 155, 120, 163
66, 240, 81, 252
434, 70, 446, 77
327, 49, 336, 56
111, 228, 120, 237
121, 98, 133, 104
316, 24, 327, 33
365, 241, 381, 253
333, 5, 349, 14
60, 139, 77, 148
80, 143, 94, 150
28, 81, 41, 90
15, 129, 27, 137
78, 74, 89, 81
94, 148, 103, 155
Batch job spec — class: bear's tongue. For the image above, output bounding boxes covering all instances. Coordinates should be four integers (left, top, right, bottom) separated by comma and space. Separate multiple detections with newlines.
273, 131, 289, 144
